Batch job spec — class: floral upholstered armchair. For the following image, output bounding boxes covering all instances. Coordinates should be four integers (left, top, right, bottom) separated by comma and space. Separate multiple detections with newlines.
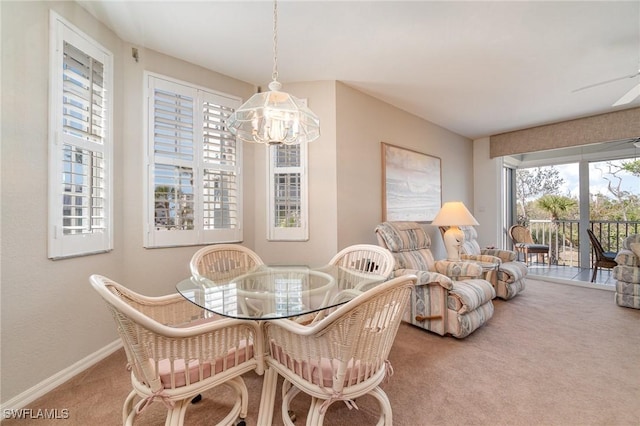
613, 234, 640, 309
375, 221, 495, 338
441, 226, 527, 300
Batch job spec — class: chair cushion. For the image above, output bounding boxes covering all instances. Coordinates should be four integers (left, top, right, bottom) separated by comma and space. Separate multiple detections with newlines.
516, 243, 549, 251
460, 226, 482, 256
394, 249, 436, 271
269, 341, 368, 387
376, 222, 431, 252
448, 279, 495, 313
155, 340, 253, 388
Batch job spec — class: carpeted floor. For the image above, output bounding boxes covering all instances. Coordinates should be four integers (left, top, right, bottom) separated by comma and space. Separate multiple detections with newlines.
3, 279, 639, 425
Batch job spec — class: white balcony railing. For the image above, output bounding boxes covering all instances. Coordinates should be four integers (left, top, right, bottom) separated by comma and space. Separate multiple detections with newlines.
525, 220, 640, 268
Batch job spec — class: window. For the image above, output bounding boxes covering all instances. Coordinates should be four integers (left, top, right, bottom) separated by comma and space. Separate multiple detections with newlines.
48, 12, 113, 259
504, 140, 640, 274
145, 73, 243, 247
267, 143, 309, 241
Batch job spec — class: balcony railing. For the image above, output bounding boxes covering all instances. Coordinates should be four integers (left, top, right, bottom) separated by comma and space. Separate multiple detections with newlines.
526, 220, 640, 268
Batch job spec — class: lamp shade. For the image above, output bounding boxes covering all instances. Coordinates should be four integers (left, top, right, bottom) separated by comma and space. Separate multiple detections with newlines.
431, 202, 479, 226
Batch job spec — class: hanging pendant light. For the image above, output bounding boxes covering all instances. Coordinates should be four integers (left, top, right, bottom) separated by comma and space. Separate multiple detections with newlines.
225, 0, 320, 145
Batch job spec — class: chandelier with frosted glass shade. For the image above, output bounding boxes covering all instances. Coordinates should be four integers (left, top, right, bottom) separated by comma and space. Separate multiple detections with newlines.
225, 0, 320, 145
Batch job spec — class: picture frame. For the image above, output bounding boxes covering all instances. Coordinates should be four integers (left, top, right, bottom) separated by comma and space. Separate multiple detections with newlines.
381, 142, 442, 222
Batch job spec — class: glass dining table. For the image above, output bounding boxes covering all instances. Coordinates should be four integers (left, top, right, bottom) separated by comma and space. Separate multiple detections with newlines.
176, 264, 386, 320
176, 264, 388, 424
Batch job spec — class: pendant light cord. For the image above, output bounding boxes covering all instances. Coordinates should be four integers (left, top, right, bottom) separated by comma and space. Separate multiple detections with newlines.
272, 0, 279, 83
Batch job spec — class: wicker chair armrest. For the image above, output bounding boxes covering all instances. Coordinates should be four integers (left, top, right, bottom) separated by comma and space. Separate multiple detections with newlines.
137, 295, 211, 327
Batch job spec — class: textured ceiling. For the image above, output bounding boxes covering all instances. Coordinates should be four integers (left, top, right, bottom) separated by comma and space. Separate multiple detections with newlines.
77, 1, 640, 139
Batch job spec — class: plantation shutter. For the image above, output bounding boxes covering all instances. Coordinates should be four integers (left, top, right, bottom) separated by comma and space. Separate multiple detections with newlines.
145, 74, 242, 247
202, 93, 240, 233
62, 42, 105, 143
49, 12, 113, 259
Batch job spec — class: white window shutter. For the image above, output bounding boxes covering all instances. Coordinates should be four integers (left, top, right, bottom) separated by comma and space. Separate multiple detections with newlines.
48, 12, 113, 259
144, 73, 242, 248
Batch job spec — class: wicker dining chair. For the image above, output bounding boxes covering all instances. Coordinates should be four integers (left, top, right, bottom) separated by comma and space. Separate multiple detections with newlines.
90, 274, 262, 426
190, 244, 265, 282
328, 244, 396, 291
263, 274, 417, 426
294, 244, 396, 325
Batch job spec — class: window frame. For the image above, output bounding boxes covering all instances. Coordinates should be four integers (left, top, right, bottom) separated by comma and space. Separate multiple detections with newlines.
48, 11, 114, 259
144, 72, 243, 248
266, 141, 309, 241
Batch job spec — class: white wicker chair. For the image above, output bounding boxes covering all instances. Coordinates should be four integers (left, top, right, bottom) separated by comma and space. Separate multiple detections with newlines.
90, 274, 262, 426
263, 274, 416, 426
298, 244, 396, 324
328, 243, 396, 291
190, 244, 264, 282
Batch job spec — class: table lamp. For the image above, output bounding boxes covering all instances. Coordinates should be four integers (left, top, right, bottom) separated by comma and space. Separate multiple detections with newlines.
431, 201, 479, 261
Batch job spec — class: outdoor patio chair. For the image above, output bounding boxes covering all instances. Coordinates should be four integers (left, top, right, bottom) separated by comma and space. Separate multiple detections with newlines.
586, 229, 617, 282
90, 274, 261, 426
509, 224, 550, 266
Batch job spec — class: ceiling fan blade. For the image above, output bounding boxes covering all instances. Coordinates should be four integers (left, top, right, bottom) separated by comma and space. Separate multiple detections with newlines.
572, 71, 640, 93
612, 83, 640, 106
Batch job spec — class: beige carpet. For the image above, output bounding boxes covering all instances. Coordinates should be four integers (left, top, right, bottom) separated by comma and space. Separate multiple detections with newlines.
3, 279, 639, 425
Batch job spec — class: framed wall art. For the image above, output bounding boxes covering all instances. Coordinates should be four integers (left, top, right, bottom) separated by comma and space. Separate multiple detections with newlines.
381, 142, 442, 222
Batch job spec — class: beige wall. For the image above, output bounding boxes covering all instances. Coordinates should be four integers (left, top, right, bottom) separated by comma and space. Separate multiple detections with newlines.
335, 82, 475, 258
473, 137, 503, 248
1, 0, 125, 405
1, 1, 478, 406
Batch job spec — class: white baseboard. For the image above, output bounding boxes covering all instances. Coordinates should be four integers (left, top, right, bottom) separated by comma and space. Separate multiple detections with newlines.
0, 340, 122, 412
